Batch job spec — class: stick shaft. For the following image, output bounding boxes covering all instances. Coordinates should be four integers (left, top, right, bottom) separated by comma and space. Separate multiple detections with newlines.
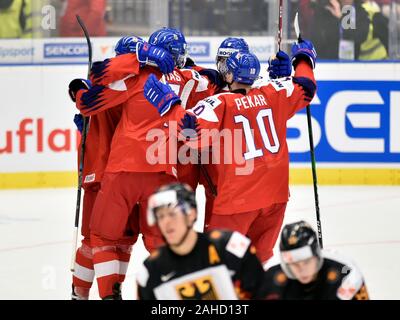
70, 15, 92, 272
278, 0, 284, 51
306, 105, 323, 249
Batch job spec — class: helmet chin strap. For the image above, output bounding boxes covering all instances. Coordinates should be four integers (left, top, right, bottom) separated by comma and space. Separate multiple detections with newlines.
224, 70, 235, 88
225, 76, 234, 88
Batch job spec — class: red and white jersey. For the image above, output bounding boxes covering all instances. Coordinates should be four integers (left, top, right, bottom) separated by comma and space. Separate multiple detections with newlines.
76, 53, 217, 175
178, 65, 223, 192
168, 61, 316, 214
167, 66, 221, 189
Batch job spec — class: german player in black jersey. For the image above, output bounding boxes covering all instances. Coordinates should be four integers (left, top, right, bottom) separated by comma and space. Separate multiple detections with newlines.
263, 221, 369, 300
136, 183, 266, 300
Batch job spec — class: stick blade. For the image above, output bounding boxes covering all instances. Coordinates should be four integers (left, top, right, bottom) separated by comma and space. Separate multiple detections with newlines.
294, 12, 300, 40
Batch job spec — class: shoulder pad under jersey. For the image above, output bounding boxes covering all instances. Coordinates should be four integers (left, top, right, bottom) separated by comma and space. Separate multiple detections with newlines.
322, 250, 365, 300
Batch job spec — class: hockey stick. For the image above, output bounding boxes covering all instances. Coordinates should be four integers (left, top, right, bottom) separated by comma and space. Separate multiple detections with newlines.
278, 0, 284, 51
70, 15, 93, 272
294, 13, 323, 249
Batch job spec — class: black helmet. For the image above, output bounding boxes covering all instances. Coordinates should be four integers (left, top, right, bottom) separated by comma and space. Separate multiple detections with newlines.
279, 221, 323, 278
280, 220, 320, 253
147, 183, 196, 226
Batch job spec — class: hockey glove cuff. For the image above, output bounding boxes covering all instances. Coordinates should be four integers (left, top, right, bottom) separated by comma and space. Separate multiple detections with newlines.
144, 74, 181, 116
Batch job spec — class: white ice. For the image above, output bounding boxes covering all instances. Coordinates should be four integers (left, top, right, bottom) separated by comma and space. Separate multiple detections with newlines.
0, 185, 399, 300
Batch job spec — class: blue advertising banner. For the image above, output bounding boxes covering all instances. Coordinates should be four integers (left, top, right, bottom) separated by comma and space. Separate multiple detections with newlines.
288, 81, 400, 163
44, 43, 88, 58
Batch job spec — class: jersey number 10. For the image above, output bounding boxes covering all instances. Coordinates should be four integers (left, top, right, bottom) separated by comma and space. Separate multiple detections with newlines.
234, 109, 280, 160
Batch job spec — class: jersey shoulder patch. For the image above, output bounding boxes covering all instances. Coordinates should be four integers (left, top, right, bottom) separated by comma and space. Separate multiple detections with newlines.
225, 231, 251, 259
200, 92, 233, 110
188, 93, 228, 122
202, 95, 222, 110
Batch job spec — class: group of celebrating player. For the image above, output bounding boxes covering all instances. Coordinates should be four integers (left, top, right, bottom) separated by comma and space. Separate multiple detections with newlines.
68, 27, 369, 300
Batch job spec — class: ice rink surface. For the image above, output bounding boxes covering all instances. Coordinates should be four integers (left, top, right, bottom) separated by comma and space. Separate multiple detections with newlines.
0, 185, 399, 300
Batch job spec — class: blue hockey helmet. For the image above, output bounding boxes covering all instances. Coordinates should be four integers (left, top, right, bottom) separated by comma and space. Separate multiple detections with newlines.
216, 37, 250, 75
148, 27, 188, 68
216, 37, 249, 60
222, 51, 260, 85
115, 35, 144, 56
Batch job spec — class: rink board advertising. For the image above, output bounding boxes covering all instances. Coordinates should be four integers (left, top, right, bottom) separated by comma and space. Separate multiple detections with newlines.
0, 39, 399, 188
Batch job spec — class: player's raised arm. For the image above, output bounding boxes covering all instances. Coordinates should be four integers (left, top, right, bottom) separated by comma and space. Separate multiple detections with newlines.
67, 35, 176, 117
263, 39, 317, 119
75, 82, 135, 117
91, 36, 174, 86
291, 39, 317, 107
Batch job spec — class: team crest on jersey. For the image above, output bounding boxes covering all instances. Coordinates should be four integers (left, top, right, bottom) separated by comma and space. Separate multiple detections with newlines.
176, 275, 219, 300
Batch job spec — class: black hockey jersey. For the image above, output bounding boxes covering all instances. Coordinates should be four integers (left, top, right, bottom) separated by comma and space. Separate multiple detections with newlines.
136, 230, 266, 300
262, 251, 369, 300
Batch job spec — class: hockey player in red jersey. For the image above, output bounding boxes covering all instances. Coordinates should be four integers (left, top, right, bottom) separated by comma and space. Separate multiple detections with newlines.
137, 183, 267, 300
194, 37, 251, 230
73, 28, 219, 299
143, 39, 317, 267
263, 221, 369, 300
69, 97, 134, 300
67, 35, 174, 299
